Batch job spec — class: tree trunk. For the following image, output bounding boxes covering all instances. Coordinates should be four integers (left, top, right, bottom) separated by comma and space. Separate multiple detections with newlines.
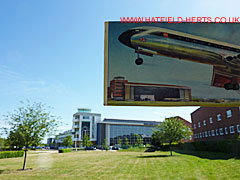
22, 148, 28, 170
170, 143, 172, 156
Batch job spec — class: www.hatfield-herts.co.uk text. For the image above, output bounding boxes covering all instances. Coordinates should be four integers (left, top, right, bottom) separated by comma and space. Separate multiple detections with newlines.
120, 17, 240, 23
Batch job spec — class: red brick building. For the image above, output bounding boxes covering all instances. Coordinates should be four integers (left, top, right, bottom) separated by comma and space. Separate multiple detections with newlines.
191, 107, 240, 141
109, 76, 191, 102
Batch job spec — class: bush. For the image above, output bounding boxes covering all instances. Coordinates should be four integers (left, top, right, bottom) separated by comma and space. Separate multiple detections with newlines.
0, 151, 24, 159
58, 149, 71, 153
174, 139, 240, 156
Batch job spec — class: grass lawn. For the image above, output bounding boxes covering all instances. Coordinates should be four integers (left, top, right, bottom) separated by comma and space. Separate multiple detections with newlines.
0, 150, 240, 180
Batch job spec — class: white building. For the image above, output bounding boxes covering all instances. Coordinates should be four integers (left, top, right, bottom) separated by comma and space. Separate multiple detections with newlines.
72, 108, 101, 147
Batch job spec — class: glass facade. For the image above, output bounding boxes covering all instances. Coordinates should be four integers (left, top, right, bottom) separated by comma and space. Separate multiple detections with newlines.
81, 122, 90, 137
109, 124, 156, 145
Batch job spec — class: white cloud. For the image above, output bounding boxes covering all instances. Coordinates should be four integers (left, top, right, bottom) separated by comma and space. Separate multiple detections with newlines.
0, 65, 70, 96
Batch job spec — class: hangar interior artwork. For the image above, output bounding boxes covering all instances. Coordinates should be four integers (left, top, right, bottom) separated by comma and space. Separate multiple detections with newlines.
104, 22, 240, 106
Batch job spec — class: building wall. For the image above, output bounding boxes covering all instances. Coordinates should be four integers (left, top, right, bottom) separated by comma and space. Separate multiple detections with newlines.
109, 77, 128, 100
109, 76, 191, 102
191, 107, 240, 141
97, 119, 160, 146
72, 109, 101, 147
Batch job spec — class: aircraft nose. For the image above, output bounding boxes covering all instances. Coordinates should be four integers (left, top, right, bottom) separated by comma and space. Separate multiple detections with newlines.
118, 29, 138, 48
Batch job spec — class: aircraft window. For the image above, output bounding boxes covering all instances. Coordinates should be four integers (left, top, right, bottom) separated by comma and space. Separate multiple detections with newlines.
151, 32, 240, 52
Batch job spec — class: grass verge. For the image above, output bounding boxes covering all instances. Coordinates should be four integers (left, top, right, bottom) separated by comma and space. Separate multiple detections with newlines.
0, 150, 240, 180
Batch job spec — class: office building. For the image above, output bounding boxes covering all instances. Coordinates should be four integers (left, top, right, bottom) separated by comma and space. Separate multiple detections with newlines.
97, 119, 161, 146
72, 108, 101, 147
191, 107, 240, 141
109, 76, 191, 102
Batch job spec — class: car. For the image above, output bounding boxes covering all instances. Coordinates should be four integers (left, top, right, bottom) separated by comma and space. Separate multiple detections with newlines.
85, 147, 96, 150
112, 146, 121, 150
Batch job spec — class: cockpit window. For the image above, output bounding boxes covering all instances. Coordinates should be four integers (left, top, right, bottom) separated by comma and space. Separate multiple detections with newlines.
134, 29, 147, 33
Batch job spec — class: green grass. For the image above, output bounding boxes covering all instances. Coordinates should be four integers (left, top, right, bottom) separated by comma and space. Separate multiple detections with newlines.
119, 147, 147, 152
0, 150, 240, 180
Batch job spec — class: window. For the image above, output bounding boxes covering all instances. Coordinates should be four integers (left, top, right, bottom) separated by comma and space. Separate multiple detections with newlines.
198, 122, 201, 128
225, 127, 228, 134
203, 120, 206, 126
229, 126, 235, 134
217, 114, 221, 121
200, 133, 202, 138
219, 128, 224, 135
209, 117, 213, 124
83, 116, 89, 119
75, 115, 80, 119
226, 110, 232, 118
237, 125, 240, 133
202, 132, 204, 138
194, 124, 196, 129
208, 131, 211, 137
211, 130, 215, 136
205, 131, 208, 137
215, 129, 219, 136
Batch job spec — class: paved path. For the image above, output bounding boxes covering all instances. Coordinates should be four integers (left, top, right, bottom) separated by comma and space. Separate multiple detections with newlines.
28, 150, 58, 156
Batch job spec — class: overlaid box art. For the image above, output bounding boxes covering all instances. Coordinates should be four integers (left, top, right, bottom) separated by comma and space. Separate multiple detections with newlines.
104, 22, 240, 106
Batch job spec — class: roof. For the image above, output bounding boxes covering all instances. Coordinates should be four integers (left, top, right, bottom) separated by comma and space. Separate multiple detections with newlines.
166, 116, 192, 125
101, 118, 161, 126
125, 82, 191, 89
73, 112, 101, 116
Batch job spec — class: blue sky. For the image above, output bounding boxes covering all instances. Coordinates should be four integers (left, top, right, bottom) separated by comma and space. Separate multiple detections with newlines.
1, 0, 239, 136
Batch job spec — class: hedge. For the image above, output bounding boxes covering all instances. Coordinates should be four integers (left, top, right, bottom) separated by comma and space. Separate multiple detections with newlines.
174, 139, 240, 157
0, 151, 24, 159
58, 149, 71, 153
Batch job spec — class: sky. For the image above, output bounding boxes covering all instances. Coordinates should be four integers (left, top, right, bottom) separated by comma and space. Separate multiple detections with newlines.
1, 0, 240, 137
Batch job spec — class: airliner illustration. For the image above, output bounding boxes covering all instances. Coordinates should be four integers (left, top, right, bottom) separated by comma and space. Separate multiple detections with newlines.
118, 27, 240, 90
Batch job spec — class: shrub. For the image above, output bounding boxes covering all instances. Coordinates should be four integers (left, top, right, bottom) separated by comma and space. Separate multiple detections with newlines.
58, 149, 71, 153
174, 139, 240, 156
0, 151, 24, 159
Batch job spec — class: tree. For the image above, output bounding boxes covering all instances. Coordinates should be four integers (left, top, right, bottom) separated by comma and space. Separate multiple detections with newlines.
62, 135, 73, 148
124, 137, 129, 147
0, 137, 6, 149
4, 101, 59, 170
135, 134, 144, 155
82, 133, 92, 148
152, 117, 192, 156
135, 134, 143, 148
102, 138, 109, 151
118, 138, 122, 148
